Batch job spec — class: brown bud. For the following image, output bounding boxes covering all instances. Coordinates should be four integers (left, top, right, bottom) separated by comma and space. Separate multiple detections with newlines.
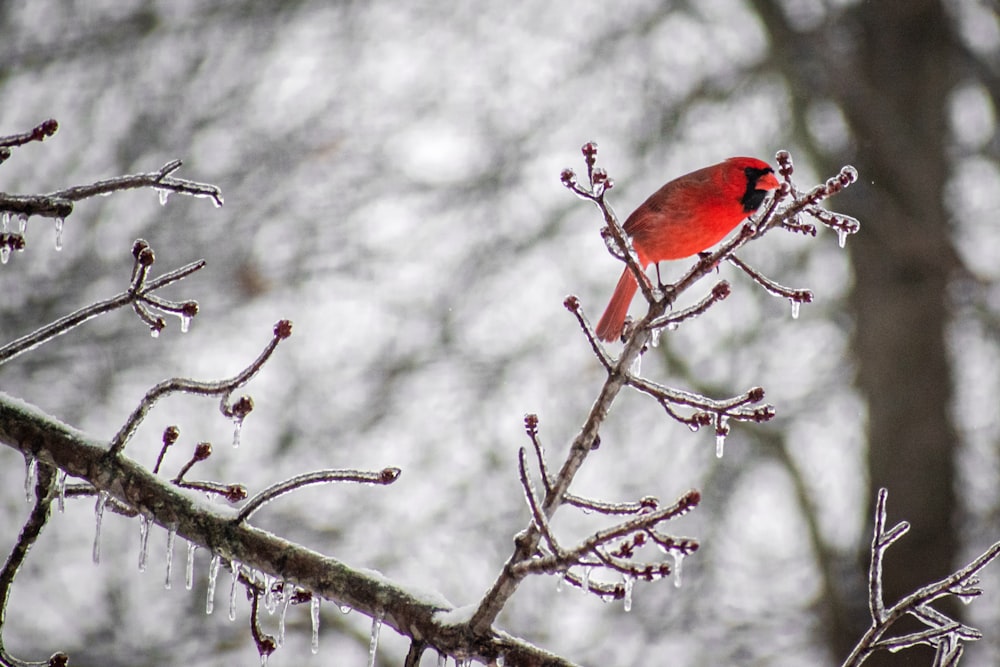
380, 467, 402, 483
193, 442, 212, 461
132, 238, 150, 258
712, 281, 731, 300
563, 295, 580, 312
273, 319, 293, 339
181, 301, 199, 317
225, 484, 248, 502
523, 413, 539, 434
138, 247, 155, 266
581, 142, 598, 163
560, 168, 577, 186
231, 395, 254, 419
163, 425, 180, 445
747, 386, 765, 403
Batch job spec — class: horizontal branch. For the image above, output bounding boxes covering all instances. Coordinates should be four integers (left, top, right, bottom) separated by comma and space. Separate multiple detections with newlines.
0, 394, 578, 667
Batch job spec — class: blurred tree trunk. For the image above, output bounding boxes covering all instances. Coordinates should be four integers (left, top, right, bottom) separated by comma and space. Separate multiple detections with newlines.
752, 1, 961, 663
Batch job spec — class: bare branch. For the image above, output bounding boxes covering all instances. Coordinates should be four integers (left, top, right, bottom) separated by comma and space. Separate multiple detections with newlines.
236, 468, 402, 523
108, 319, 293, 454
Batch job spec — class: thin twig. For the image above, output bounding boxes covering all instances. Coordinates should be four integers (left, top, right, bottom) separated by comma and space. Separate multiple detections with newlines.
109, 320, 292, 454
236, 468, 401, 523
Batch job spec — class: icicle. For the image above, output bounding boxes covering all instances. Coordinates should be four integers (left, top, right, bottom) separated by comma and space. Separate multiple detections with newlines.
278, 586, 291, 647
650, 326, 662, 348
56, 470, 67, 513
138, 514, 150, 572
16, 213, 27, 234
206, 553, 221, 614
150, 327, 160, 339
715, 416, 729, 458
437, 652, 447, 667
837, 227, 848, 249
158, 189, 170, 206
180, 313, 192, 333
367, 611, 384, 667
228, 559, 240, 621
53, 217, 64, 251
231, 417, 243, 448
1, 246, 10, 265
555, 575, 565, 592
629, 353, 642, 377
623, 575, 634, 612
260, 651, 269, 667
164, 525, 176, 589
93, 491, 109, 564
1, 211, 8, 231
581, 566, 592, 592
263, 574, 277, 614
185, 542, 197, 590
496, 654, 506, 667
24, 454, 37, 502
672, 552, 684, 589
310, 596, 321, 654
790, 299, 801, 320
340, 604, 352, 615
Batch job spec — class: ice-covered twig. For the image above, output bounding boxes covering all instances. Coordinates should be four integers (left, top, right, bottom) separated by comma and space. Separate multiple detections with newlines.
0, 158, 223, 221
0, 462, 60, 667
236, 468, 402, 523
0, 241, 205, 367
727, 255, 813, 305
649, 280, 732, 333
249, 586, 277, 664
563, 296, 615, 371
626, 375, 774, 433
842, 488, 1000, 667
561, 143, 655, 307
0, 119, 59, 165
109, 319, 293, 454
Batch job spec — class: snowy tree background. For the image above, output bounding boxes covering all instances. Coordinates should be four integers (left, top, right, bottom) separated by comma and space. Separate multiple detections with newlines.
1, 1, 998, 665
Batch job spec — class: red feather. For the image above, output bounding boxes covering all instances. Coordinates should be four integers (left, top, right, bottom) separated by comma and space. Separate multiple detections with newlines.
595, 157, 780, 342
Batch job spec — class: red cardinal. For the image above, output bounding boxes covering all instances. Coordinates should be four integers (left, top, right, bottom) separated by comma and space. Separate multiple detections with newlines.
595, 157, 780, 342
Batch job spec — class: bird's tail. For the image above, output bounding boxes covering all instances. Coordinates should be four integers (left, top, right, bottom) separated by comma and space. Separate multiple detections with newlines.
595, 267, 639, 342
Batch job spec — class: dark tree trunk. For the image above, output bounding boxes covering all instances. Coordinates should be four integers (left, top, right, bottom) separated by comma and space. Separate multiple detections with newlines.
752, 1, 961, 663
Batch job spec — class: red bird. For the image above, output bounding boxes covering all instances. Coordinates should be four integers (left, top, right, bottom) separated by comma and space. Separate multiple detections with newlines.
595, 157, 781, 342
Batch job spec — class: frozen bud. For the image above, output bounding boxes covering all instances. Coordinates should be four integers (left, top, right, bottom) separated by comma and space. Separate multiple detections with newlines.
379, 467, 401, 483
259, 637, 277, 657
232, 395, 254, 419
163, 425, 181, 445
591, 434, 601, 450
150, 317, 166, 336
581, 142, 598, 163
560, 168, 577, 187
138, 246, 155, 266
523, 413, 539, 433
225, 484, 248, 502
779, 181, 791, 196
753, 406, 776, 422
712, 281, 731, 300
273, 319, 293, 339
592, 167, 608, 185
747, 386, 765, 403
633, 532, 646, 546
181, 301, 199, 318
775, 150, 793, 177
563, 295, 580, 312
132, 238, 150, 258
35, 119, 59, 140
839, 165, 858, 186
693, 412, 713, 427
794, 289, 814, 304
682, 489, 701, 507
639, 496, 659, 511
194, 442, 213, 461
48, 652, 69, 667
11, 234, 25, 251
